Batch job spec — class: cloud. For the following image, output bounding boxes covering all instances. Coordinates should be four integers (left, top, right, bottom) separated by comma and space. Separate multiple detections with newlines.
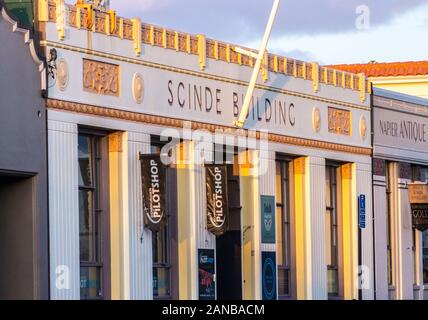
108, 0, 428, 44
263, 3, 428, 64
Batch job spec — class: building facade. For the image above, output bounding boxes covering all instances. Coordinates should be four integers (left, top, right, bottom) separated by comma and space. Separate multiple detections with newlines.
0, 1, 49, 299
39, 0, 374, 300
372, 88, 428, 300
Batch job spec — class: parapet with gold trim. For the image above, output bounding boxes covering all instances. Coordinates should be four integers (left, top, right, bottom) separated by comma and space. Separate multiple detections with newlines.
41, 0, 370, 101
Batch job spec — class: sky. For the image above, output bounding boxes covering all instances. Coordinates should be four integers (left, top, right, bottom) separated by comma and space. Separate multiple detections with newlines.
74, 0, 428, 65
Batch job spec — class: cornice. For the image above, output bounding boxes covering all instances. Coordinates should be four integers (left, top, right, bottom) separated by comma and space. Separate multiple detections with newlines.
46, 98, 372, 157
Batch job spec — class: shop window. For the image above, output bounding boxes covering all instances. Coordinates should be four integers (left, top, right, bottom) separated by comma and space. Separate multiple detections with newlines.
423, 167, 428, 284
326, 165, 339, 297
386, 162, 393, 286
275, 160, 291, 298
151, 140, 178, 299
78, 132, 110, 300
412, 166, 428, 284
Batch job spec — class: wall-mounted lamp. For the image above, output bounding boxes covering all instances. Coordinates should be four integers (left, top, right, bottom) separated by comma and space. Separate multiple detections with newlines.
47, 48, 58, 79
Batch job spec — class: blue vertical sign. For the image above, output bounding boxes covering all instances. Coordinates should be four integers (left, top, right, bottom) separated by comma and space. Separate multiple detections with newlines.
262, 252, 277, 300
359, 195, 366, 229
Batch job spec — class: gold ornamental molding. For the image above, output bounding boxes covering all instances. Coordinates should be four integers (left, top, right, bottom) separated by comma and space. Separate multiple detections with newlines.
46, 99, 372, 156
41, 40, 371, 112
45, 1, 371, 97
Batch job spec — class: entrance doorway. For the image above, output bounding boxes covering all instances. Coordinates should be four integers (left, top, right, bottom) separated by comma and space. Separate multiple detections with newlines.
0, 172, 36, 299
216, 164, 242, 300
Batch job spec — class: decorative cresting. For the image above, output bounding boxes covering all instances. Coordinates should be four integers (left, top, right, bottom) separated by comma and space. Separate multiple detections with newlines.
57, 58, 69, 91
132, 73, 144, 104
46, 99, 372, 156
76, 0, 94, 30
359, 115, 368, 141
312, 107, 321, 133
46, 1, 371, 97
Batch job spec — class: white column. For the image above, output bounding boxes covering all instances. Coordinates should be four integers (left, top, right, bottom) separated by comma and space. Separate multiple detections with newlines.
414, 230, 424, 300
177, 140, 198, 300
240, 149, 262, 300
127, 131, 152, 300
373, 174, 389, 300
396, 171, 413, 299
194, 142, 215, 251
307, 157, 327, 300
356, 162, 374, 300
48, 119, 79, 300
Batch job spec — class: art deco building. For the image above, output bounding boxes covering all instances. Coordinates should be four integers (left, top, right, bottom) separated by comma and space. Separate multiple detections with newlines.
34, 0, 375, 300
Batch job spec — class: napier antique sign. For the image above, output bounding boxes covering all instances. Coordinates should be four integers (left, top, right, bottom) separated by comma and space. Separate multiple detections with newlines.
205, 165, 229, 236
140, 154, 167, 232
408, 183, 428, 231
261, 196, 276, 244
83, 59, 120, 96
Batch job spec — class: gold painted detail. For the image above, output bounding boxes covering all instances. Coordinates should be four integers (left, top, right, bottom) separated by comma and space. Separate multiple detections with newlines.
83, 59, 120, 96
46, 99, 372, 156
328, 107, 351, 136
39, 0, 49, 22
131, 18, 142, 56
76, 2, 94, 30
294, 157, 306, 175
358, 73, 366, 102
197, 34, 206, 71
312, 62, 319, 93
262, 51, 269, 83
186, 34, 191, 54
55, 0, 66, 40
107, 10, 117, 34
44, 40, 371, 111
109, 132, 123, 153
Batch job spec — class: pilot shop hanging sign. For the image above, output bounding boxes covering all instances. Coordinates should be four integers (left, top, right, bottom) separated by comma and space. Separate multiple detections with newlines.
140, 154, 167, 232
408, 183, 428, 231
205, 165, 229, 236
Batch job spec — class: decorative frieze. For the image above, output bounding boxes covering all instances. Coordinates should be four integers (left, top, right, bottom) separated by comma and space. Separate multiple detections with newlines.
82, 59, 120, 96
328, 107, 351, 136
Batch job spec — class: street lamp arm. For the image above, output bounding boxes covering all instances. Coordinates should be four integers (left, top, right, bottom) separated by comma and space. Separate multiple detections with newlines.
234, 0, 281, 128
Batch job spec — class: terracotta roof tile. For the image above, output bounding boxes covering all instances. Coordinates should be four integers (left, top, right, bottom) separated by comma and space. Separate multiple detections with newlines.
327, 61, 428, 77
